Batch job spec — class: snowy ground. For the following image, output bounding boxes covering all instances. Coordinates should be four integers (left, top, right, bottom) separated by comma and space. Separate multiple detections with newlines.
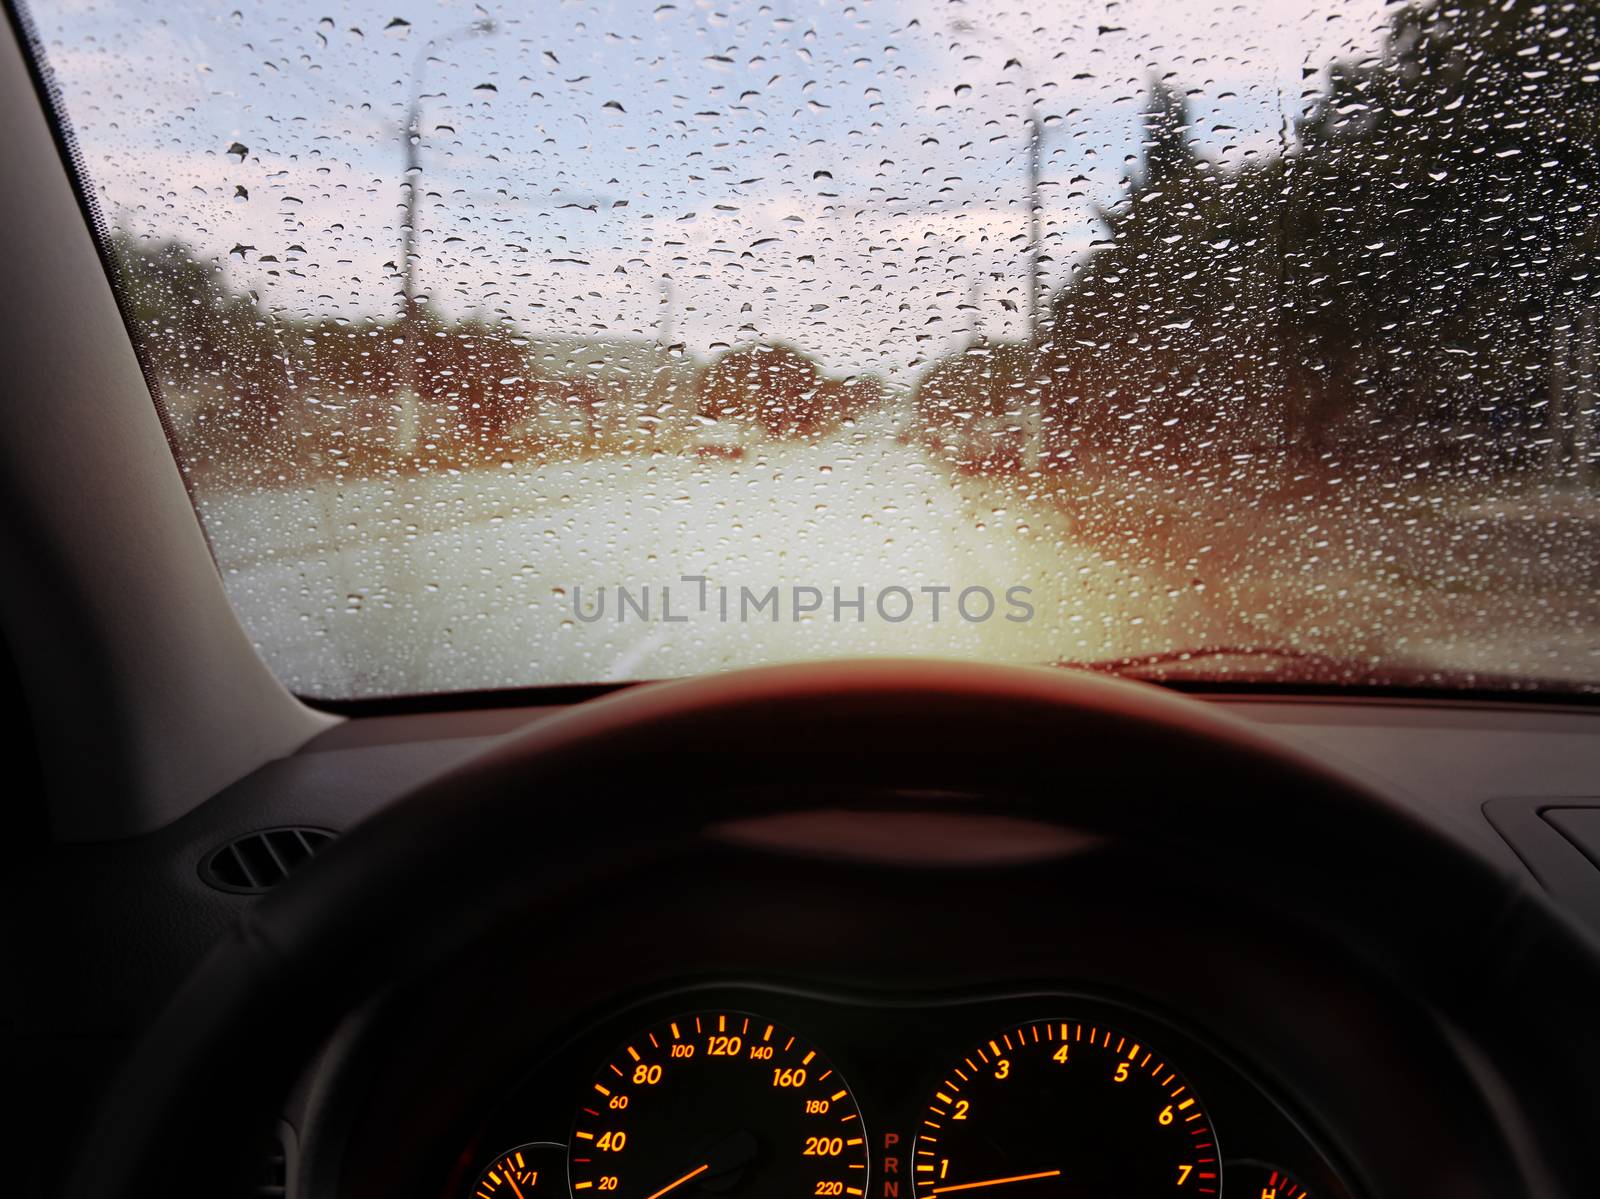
201, 421, 1599, 698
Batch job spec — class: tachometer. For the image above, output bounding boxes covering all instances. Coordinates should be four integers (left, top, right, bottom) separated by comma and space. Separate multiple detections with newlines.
912, 1021, 1219, 1197
569, 1011, 869, 1199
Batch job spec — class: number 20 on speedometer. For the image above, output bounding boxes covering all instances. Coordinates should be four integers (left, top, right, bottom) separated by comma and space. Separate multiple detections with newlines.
569, 1011, 870, 1199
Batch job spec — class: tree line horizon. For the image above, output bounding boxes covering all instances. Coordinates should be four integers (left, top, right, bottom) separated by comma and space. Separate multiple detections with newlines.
109, 0, 1599, 490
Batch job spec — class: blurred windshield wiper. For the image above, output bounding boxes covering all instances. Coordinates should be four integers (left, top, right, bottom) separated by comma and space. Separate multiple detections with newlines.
1048, 646, 1556, 693
1050, 645, 1369, 679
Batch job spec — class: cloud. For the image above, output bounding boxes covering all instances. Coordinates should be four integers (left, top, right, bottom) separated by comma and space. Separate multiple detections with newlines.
31, 0, 1401, 382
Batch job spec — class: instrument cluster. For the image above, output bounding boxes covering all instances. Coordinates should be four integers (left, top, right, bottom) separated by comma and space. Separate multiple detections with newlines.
453, 985, 1351, 1199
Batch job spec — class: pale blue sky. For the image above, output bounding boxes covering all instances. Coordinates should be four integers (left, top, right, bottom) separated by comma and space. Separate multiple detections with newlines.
29, 0, 1395, 382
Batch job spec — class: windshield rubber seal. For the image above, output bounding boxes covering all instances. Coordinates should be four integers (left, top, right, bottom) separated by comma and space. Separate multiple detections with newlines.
301, 676, 1600, 719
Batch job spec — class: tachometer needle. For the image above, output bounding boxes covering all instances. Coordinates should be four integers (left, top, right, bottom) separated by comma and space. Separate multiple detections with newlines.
930, 1170, 1063, 1195
643, 1163, 711, 1199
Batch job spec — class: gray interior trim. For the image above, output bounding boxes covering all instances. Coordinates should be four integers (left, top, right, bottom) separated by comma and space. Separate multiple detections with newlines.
0, 15, 335, 840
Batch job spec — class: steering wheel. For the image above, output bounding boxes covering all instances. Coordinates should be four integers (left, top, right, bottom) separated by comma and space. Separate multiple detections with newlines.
67, 660, 1600, 1198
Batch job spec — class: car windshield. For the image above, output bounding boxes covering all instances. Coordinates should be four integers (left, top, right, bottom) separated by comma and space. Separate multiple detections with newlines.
19, 0, 1600, 699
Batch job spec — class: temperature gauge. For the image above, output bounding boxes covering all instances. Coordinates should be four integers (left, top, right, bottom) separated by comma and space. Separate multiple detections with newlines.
1227, 1163, 1312, 1198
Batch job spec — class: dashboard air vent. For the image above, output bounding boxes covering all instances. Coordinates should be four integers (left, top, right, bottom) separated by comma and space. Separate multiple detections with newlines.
257, 1121, 297, 1198
258, 1129, 288, 1197
200, 827, 335, 894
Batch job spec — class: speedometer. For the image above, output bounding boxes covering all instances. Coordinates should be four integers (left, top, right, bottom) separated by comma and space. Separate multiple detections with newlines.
569, 1011, 870, 1199
912, 1020, 1219, 1197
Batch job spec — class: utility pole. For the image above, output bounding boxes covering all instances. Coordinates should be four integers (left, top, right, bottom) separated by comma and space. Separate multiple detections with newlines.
392, 19, 496, 455
398, 100, 423, 327
965, 275, 984, 343
396, 18, 497, 325
1020, 108, 1050, 472
1026, 113, 1043, 347
947, 19, 1053, 472
394, 95, 425, 457
950, 21, 1048, 346
658, 273, 675, 346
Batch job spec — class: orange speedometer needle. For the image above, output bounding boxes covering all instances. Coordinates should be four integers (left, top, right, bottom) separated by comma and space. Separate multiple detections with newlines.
931, 1170, 1063, 1195
643, 1163, 711, 1199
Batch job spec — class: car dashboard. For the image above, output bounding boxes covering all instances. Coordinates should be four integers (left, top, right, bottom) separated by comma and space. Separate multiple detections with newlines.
302, 800, 1538, 1199
13, 692, 1600, 1199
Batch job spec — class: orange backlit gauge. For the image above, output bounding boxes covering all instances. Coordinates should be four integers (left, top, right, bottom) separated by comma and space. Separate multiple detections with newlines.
912, 1021, 1219, 1197
471, 1142, 568, 1199
1227, 1164, 1312, 1198
568, 1011, 869, 1199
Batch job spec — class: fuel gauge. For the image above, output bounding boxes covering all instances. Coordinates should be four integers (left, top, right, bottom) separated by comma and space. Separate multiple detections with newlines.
471, 1142, 569, 1199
